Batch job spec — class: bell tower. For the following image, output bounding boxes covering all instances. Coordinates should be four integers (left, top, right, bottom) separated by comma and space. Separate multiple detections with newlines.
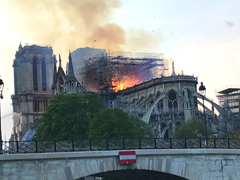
11, 44, 54, 141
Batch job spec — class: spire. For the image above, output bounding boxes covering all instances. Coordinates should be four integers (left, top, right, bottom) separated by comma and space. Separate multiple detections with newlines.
59, 54, 62, 67
51, 55, 57, 90
171, 61, 176, 76
18, 42, 22, 50
68, 50, 75, 78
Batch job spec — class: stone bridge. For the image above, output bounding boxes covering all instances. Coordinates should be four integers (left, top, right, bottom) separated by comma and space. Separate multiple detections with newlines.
1, 149, 240, 180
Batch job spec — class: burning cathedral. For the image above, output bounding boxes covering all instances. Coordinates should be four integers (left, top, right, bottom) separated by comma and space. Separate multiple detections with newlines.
10, 44, 232, 141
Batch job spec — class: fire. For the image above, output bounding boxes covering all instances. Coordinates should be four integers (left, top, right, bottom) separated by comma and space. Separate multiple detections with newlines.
113, 81, 126, 92
112, 76, 143, 92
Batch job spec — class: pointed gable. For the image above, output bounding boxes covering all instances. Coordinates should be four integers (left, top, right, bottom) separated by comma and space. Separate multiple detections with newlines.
67, 50, 75, 80
52, 52, 87, 95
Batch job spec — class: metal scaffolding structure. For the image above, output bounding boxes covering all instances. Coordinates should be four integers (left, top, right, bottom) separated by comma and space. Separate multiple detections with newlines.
83, 50, 168, 93
216, 87, 240, 131
216, 87, 240, 117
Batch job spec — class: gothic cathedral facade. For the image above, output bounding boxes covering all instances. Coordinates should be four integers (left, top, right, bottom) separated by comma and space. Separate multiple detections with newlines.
11, 44, 54, 141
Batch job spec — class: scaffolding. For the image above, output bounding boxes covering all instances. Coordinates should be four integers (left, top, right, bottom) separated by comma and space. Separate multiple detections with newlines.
83, 50, 168, 93
216, 87, 240, 116
216, 87, 240, 130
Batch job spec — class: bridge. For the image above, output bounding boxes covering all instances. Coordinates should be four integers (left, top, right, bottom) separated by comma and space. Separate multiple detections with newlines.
1, 148, 240, 180
1, 138, 240, 180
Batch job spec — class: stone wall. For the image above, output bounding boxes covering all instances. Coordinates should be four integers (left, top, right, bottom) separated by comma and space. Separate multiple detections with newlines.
118, 75, 198, 138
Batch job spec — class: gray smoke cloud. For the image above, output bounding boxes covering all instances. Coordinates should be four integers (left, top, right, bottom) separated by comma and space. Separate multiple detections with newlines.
7, 0, 125, 58
7, 0, 162, 60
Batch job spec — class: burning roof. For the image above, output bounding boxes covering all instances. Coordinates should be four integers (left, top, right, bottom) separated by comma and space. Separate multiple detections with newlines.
71, 48, 168, 93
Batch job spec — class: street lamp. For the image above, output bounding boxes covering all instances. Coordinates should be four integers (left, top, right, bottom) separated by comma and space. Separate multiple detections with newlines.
0, 78, 4, 153
199, 82, 207, 147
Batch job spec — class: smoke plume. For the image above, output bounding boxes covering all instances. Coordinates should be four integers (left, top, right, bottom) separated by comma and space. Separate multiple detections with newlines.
7, 0, 123, 58
7, 0, 162, 60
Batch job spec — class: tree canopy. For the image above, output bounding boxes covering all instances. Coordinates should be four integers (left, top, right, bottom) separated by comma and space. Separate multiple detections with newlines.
88, 107, 139, 139
32, 93, 105, 140
33, 94, 155, 140
128, 114, 155, 138
173, 118, 212, 138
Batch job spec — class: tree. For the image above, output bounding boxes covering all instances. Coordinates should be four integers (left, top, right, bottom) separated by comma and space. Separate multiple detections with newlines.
88, 108, 155, 139
88, 107, 139, 139
225, 128, 240, 138
32, 93, 105, 140
173, 118, 212, 138
128, 114, 155, 138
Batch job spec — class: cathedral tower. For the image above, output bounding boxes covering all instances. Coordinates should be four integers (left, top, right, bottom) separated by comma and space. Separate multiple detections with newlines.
11, 44, 54, 141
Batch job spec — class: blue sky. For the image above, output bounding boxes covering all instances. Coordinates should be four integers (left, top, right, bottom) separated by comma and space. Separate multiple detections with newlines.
0, 0, 240, 140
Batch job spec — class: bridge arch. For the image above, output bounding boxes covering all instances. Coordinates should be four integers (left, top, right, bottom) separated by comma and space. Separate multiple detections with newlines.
90, 169, 188, 180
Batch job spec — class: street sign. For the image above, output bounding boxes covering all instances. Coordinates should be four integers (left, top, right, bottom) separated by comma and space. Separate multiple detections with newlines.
119, 151, 136, 164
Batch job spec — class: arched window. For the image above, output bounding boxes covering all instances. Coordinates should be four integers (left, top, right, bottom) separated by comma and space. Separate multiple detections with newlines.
33, 57, 38, 91
42, 58, 47, 91
168, 90, 178, 113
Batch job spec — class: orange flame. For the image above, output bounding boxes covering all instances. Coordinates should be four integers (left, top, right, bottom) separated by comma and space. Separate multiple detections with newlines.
112, 76, 143, 92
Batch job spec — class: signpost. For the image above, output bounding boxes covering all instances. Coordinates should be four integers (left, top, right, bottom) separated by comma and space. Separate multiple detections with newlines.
119, 151, 136, 164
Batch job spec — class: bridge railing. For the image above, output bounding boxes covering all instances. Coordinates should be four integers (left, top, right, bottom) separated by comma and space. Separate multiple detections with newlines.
1, 138, 240, 154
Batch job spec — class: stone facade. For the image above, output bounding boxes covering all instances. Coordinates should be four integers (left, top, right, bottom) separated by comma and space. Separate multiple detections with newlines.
116, 75, 200, 138
11, 45, 88, 141
11, 44, 54, 141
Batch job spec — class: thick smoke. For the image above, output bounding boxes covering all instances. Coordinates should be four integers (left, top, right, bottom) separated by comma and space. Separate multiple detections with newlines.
7, 0, 164, 91
7, 0, 162, 59
7, 0, 125, 59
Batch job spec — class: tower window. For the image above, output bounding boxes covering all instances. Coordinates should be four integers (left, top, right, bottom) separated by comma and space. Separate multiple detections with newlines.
33, 57, 38, 91
42, 58, 47, 91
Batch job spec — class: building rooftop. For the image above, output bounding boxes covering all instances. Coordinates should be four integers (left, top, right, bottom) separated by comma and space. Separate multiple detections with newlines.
218, 88, 240, 95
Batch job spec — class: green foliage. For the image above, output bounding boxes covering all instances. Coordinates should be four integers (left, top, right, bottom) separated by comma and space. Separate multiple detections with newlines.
33, 93, 154, 141
225, 128, 240, 138
32, 93, 105, 140
88, 107, 139, 139
173, 118, 212, 138
128, 114, 155, 138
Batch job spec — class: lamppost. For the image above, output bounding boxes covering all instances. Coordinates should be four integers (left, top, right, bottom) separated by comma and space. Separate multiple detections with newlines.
0, 78, 4, 154
199, 82, 207, 147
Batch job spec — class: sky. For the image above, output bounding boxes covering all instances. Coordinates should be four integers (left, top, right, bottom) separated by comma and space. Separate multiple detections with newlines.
0, 0, 240, 140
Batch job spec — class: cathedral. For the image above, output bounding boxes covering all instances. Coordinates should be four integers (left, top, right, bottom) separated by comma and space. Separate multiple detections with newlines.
11, 44, 53, 141
11, 44, 85, 141
10, 44, 230, 141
